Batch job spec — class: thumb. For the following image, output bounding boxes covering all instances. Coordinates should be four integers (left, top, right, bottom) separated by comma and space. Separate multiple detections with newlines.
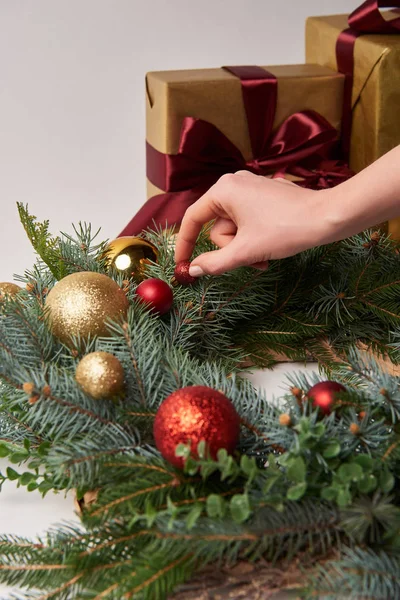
189, 237, 253, 277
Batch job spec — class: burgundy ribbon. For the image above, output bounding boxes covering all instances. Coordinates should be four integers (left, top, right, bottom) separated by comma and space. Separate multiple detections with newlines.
336, 0, 400, 157
274, 160, 354, 190
119, 66, 341, 236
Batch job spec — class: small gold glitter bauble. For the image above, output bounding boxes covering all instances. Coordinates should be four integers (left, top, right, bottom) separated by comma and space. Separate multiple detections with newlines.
75, 351, 125, 399
0, 282, 22, 300
105, 236, 158, 282
45, 272, 129, 345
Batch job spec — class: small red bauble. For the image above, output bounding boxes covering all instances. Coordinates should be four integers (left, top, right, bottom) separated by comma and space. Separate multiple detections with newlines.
153, 385, 241, 468
307, 381, 346, 415
174, 261, 197, 286
135, 278, 173, 315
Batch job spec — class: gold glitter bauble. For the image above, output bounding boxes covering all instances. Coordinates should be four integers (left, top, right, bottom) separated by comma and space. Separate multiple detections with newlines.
75, 351, 125, 399
106, 236, 158, 282
0, 282, 22, 300
45, 272, 129, 345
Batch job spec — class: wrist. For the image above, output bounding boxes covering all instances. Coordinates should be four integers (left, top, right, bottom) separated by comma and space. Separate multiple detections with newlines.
313, 186, 358, 245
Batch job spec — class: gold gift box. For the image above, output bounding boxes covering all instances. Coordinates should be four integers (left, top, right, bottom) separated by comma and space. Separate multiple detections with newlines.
306, 12, 400, 238
145, 64, 344, 200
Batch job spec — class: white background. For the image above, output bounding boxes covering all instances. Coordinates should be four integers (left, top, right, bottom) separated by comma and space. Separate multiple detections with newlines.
0, 0, 355, 283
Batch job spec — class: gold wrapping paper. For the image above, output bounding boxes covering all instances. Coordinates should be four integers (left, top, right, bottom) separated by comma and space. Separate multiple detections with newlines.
145, 64, 344, 200
306, 12, 400, 238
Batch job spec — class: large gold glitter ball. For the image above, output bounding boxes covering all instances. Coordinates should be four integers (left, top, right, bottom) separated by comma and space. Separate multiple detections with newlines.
105, 236, 158, 282
45, 272, 129, 345
0, 282, 22, 300
75, 351, 125, 399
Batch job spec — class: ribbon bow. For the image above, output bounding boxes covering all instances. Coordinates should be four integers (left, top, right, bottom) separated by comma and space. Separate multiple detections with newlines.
120, 66, 339, 236
337, 0, 400, 157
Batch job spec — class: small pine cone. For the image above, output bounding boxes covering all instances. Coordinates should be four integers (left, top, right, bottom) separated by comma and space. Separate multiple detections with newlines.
349, 422, 360, 435
380, 388, 389, 397
358, 410, 367, 420
42, 385, 51, 397
71, 349, 79, 358
279, 413, 292, 427
121, 280, 131, 294
370, 231, 380, 243
28, 394, 40, 405
22, 382, 35, 396
291, 387, 302, 398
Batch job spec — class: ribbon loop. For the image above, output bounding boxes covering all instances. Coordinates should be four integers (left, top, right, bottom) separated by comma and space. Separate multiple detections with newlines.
349, 0, 400, 33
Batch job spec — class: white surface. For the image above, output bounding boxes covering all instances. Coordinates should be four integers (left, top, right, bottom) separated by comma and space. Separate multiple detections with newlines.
0, 0, 356, 283
0, 362, 318, 597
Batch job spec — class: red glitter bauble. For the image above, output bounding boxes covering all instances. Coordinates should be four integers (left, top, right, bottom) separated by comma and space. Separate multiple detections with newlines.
174, 260, 197, 286
307, 381, 346, 415
153, 385, 241, 468
135, 278, 173, 315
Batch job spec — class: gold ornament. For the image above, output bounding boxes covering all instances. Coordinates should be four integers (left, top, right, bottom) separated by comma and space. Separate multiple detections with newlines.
75, 351, 125, 399
45, 272, 129, 345
0, 282, 22, 300
105, 236, 158, 282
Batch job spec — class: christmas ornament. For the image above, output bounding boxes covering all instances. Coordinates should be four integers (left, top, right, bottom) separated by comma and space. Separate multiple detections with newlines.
136, 278, 173, 315
75, 351, 125, 399
45, 272, 129, 345
174, 260, 197, 286
0, 282, 21, 299
307, 381, 346, 415
153, 385, 241, 468
106, 236, 157, 282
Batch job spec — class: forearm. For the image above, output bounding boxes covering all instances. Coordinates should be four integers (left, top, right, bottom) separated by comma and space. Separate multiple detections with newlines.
323, 146, 400, 242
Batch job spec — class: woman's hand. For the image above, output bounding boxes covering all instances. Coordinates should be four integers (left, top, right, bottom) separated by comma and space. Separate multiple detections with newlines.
175, 171, 336, 277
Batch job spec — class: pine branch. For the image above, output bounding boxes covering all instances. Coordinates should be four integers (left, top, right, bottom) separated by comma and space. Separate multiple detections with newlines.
17, 203, 66, 280
305, 547, 400, 599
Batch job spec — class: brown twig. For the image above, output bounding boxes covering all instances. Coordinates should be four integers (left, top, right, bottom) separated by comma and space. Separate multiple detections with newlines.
124, 554, 193, 598
274, 268, 305, 314
90, 481, 175, 518
240, 417, 285, 453
208, 272, 265, 319
35, 573, 83, 600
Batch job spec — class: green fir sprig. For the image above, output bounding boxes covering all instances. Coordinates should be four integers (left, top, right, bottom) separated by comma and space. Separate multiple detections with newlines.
0, 208, 400, 598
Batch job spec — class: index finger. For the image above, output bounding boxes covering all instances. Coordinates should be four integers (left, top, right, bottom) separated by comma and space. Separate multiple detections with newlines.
174, 192, 219, 262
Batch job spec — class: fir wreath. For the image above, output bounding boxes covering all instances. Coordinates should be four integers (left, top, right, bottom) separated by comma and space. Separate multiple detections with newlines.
1, 205, 400, 599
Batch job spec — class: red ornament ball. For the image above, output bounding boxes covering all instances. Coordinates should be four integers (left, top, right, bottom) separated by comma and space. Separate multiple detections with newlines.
153, 385, 241, 468
135, 278, 173, 315
174, 260, 197, 286
307, 381, 346, 415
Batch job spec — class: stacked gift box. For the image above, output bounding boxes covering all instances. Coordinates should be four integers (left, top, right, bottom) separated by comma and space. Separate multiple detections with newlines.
121, 0, 400, 239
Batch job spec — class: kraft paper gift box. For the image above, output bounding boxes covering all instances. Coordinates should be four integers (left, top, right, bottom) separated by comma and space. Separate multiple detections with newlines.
120, 64, 345, 236
306, 7, 400, 238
